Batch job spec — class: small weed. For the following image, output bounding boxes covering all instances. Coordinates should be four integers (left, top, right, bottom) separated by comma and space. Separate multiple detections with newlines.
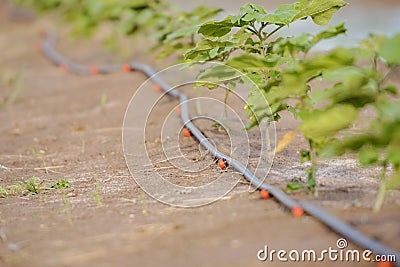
139, 188, 148, 215
28, 146, 37, 157
100, 93, 107, 105
286, 182, 304, 194
50, 178, 71, 189
6, 183, 25, 195
91, 180, 102, 207
1, 177, 72, 198
79, 133, 85, 154
0, 186, 7, 198
0, 182, 25, 198
211, 122, 226, 133
25, 177, 42, 195
0, 68, 24, 109
62, 193, 73, 225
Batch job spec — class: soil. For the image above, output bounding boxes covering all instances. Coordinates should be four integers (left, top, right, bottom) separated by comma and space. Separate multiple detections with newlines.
0, 3, 399, 267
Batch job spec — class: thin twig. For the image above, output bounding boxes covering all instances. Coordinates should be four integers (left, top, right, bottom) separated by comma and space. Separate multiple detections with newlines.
0, 164, 10, 171
265, 25, 284, 39
94, 127, 122, 132
143, 154, 187, 166
35, 165, 65, 170
2, 165, 65, 170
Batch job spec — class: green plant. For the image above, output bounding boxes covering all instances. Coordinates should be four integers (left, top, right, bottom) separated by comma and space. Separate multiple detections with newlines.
165, 1, 400, 205
0, 186, 7, 198
12, 0, 400, 208
322, 99, 400, 211
139, 188, 148, 215
167, 0, 347, 193
2, 177, 44, 197
62, 192, 73, 224
0, 181, 28, 198
91, 180, 102, 207
5, 183, 26, 195
26, 177, 43, 194
13, 0, 162, 37
100, 93, 107, 105
13, 0, 221, 55
50, 178, 72, 189
1, 178, 73, 198
317, 34, 400, 210
0, 68, 24, 108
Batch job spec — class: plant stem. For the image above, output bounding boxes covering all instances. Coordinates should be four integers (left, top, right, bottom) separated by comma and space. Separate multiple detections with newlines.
373, 163, 387, 212
372, 54, 378, 71
63, 193, 73, 225
309, 140, 318, 196
265, 25, 284, 40
258, 22, 269, 38
246, 24, 258, 35
190, 33, 195, 46
265, 122, 272, 154
379, 65, 399, 88
140, 188, 148, 215
223, 87, 230, 119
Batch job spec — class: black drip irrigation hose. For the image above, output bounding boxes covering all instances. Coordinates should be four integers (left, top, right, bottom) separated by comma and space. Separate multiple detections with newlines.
38, 33, 399, 266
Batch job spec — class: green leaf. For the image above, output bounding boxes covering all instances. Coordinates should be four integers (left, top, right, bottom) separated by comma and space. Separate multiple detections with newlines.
294, 0, 346, 25
157, 43, 184, 59
195, 64, 243, 87
377, 101, 400, 121
386, 172, 400, 190
226, 54, 279, 71
232, 26, 252, 44
287, 106, 298, 119
386, 147, 400, 165
312, 6, 340, 25
322, 66, 363, 81
198, 17, 234, 37
164, 26, 199, 42
345, 135, 376, 151
188, 6, 223, 21
50, 179, 72, 189
319, 139, 346, 158
246, 72, 265, 85
318, 66, 377, 108
299, 104, 359, 141
358, 147, 379, 166
237, 3, 267, 22
25, 177, 42, 195
378, 33, 400, 66
271, 34, 313, 56
273, 48, 354, 104
306, 168, 317, 188
383, 85, 398, 95
300, 149, 311, 162
286, 182, 304, 193
184, 39, 236, 60
245, 85, 274, 126
312, 22, 347, 44
260, 4, 300, 26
